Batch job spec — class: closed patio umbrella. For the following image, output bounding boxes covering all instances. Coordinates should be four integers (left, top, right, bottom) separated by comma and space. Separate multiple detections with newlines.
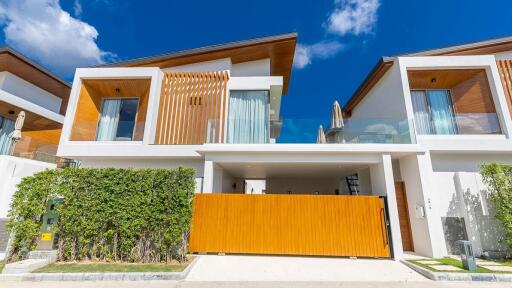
330, 101, 344, 129
11, 111, 25, 141
9, 111, 25, 155
317, 125, 326, 144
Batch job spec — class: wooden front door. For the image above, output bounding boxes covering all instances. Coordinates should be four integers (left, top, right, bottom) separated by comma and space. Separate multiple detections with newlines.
189, 194, 390, 258
395, 181, 414, 251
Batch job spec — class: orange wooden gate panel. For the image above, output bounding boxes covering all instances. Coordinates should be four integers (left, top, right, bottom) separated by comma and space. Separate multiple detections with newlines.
188, 194, 390, 258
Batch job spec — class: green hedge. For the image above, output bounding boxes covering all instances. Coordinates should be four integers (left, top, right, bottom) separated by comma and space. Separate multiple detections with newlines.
481, 163, 512, 252
7, 167, 195, 263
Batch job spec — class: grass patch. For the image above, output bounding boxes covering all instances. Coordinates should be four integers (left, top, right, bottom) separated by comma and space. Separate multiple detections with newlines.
33, 260, 192, 273
409, 257, 507, 273
0, 260, 4, 272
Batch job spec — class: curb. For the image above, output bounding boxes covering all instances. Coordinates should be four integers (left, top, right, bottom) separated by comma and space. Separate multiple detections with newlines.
0, 256, 199, 281
401, 259, 512, 282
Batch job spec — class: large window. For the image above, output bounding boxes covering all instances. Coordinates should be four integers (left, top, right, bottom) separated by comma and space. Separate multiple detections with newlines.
227, 90, 269, 144
0, 116, 15, 154
96, 98, 139, 141
411, 89, 458, 135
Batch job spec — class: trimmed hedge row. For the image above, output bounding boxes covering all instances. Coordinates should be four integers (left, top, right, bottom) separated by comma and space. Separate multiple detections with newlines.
7, 167, 195, 263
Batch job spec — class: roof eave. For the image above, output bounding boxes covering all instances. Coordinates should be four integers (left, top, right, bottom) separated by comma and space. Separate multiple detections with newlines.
98, 32, 298, 68
0, 46, 71, 88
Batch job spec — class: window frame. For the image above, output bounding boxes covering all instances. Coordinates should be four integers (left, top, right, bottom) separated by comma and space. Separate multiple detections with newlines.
95, 97, 140, 141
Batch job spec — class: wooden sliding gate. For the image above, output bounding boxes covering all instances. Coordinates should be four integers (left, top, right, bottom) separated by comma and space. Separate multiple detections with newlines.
188, 194, 390, 258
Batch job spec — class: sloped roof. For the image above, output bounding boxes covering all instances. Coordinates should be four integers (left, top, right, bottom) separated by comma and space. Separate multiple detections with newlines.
100, 33, 297, 93
343, 35, 512, 114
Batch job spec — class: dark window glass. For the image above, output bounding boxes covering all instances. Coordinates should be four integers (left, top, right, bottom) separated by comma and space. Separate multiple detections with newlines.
115, 99, 138, 140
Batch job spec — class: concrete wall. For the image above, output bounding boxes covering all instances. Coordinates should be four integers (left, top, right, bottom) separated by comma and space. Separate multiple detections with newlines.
0, 72, 62, 113
0, 156, 56, 219
266, 177, 341, 195
399, 153, 444, 258
346, 63, 409, 134
231, 59, 270, 77
430, 153, 512, 257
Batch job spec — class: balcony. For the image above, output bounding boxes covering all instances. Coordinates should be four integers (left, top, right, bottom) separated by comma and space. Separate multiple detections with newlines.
69, 78, 151, 142
408, 69, 502, 136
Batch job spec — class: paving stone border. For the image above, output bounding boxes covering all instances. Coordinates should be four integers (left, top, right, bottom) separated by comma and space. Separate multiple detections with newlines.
0, 256, 199, 281
401, 259, 512, 282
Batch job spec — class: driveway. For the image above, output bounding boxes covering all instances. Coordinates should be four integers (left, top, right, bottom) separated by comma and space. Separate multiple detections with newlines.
185, 255, 427, 282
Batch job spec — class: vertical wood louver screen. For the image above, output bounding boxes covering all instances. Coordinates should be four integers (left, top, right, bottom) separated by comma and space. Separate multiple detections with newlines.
496, 60, 512, 119
155, 71, 229, 144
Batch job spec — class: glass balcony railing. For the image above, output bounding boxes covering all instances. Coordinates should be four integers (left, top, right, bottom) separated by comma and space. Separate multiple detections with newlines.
276, 117, 415, 144
1, 135, 76, 166
415, 113, 502, 135
71, 117, 417, 145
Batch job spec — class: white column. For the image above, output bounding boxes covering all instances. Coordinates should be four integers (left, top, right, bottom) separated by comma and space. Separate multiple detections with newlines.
202, 160, 214, 193
399, 152, 446, 258
371, 154, 403, 260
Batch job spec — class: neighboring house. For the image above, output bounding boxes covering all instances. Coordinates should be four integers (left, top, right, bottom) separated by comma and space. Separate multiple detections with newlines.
339, 36, 512, 259
0, 46, 71, 259
57, 33, 512, 260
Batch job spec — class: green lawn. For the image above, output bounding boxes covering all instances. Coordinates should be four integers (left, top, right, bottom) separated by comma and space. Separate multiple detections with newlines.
0, 260, 5, 272
33, 261, 190, 273
408, 257, 509, 273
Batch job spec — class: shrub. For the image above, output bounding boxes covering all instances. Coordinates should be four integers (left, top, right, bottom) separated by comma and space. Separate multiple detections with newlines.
7, 167, 195, 263
481, 163, 512, 252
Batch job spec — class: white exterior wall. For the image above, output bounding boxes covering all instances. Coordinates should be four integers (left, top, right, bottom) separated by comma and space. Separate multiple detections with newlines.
347, 63, 409, 130
266, 177, 341, 195
0, 72, 62, 113
0, 156, 56, 218
231, 59, 270, 76
430, 153, 512, 256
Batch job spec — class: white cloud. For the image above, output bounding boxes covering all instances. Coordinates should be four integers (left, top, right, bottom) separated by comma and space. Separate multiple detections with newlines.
294, 0, 380, 69
0, 0, 114, 76
327, 0, 380, 36
73, 0, 82, 17
293, 41, 344, 69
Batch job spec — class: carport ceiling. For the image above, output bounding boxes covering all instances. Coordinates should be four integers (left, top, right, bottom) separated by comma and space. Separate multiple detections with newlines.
217, 162, 369, 179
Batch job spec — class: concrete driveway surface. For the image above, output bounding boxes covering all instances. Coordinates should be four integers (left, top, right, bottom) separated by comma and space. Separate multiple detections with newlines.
0, 281, 510, 288
185, 255, 427, 282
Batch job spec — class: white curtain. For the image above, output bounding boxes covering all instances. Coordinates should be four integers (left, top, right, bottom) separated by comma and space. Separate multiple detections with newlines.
427, 90, 457, 135
96, 99, 121, 141
0, 116, 15, 155
227, 91, 269, 144
411, 90, 433, 134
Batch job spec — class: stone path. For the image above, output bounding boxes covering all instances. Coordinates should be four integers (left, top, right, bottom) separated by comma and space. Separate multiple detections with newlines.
417, 257, 512, 273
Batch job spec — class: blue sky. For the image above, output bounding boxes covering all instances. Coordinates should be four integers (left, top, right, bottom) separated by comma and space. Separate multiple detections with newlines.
1, 0, 512, 119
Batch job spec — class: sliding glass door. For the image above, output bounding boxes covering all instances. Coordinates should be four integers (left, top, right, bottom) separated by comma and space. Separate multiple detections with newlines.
96, 98, 139, 141
227, 90, 269, 144
411, 89, 457, 135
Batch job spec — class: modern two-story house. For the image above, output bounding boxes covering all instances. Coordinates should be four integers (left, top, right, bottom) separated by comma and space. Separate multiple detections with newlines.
57, 33, 512, 261
0, 46, 71, 259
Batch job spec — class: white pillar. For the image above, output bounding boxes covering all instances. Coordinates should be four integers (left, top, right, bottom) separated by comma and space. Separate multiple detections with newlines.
371, 154, 403, 260
399, 152, 446, 258
203, 160, 214, 193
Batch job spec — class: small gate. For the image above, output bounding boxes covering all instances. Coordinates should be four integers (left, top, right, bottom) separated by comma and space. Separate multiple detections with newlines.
188, 194, 390, 258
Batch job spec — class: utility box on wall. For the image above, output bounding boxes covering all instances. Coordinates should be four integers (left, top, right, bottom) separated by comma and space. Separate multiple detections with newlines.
458, 240, 477, 272
36, 199, 61, 250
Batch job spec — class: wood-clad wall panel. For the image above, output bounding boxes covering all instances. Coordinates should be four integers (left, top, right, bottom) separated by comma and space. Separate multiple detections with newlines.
14, 129, 61, 155
155, 71, 229, 144
451, 70, 495, 114
497, 60, 512, 120
189, 194, 390, 258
